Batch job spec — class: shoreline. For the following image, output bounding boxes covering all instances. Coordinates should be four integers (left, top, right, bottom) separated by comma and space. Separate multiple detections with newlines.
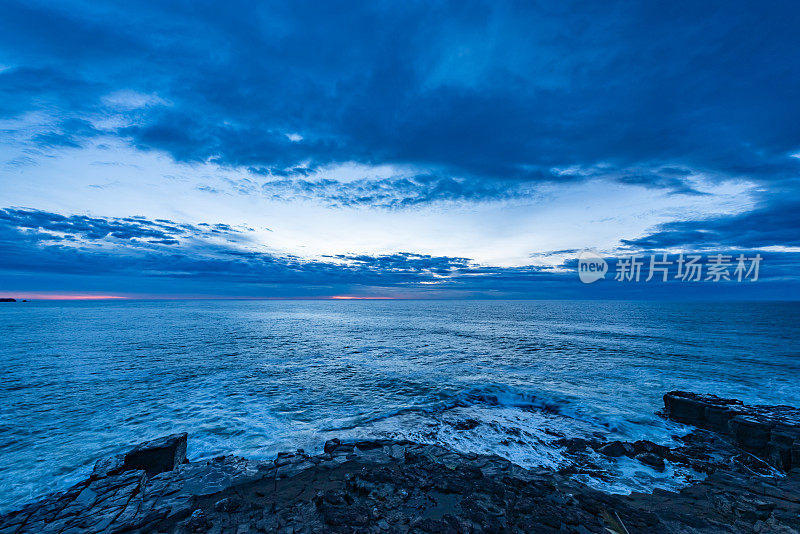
1, 392, 799, 533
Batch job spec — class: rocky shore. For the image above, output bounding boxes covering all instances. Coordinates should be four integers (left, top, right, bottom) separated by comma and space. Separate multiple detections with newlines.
2, 392, 799, 533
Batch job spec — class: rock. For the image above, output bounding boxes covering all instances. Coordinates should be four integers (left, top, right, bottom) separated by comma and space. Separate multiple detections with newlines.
728, 415, 773, 455
664, 391, 710, 426
768, 428, 800, 471
633, 440, 670, 457
663, 391, 800, 472
558, 437, 589, 454
635, 452, 666, 472
185, 509, 210, 532
598, 441, 633, 457
123, 432, 187, 476
793, 440, 800, 473
91, 454, 125, 479
453, 418, 480, 430
324, 438, 341, 454
704, 404, 744, 433
0, 298, 16, 302
214, 496, 241, 512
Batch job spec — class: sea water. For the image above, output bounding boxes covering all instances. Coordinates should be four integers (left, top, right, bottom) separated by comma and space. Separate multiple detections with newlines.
1, 300, 798, 512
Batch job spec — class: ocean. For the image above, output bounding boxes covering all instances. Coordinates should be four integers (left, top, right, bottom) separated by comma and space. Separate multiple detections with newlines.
1, 300, 798, 512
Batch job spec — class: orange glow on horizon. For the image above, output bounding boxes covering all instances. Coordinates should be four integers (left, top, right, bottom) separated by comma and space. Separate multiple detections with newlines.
329, 295, 394, 300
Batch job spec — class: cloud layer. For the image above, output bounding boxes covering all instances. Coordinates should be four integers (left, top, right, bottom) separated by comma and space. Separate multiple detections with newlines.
3, 1, 800, 191
1, 208, 797, 299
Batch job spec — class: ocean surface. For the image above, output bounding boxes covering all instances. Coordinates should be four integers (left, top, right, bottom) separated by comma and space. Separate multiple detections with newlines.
1, 300, 799, 512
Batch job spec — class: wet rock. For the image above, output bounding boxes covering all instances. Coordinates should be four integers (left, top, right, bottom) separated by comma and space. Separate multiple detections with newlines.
185, 509, 210, 532
635, 452, 666, 472
123, 432, 187, 476
453, 418, 480, 431
768, 427, 800, 471
664, 391, 713, 426
632, 439, 670, 458
214, 496, 242, 512
663, 391, 800, 472
324, 438, 341, 454
728, 415, 773, 454
597, 441, 633, 458
555, 437, 590, 454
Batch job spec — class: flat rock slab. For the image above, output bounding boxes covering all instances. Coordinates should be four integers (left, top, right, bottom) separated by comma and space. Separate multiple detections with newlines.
123, 432, 188, 477
664, 391, 800, 471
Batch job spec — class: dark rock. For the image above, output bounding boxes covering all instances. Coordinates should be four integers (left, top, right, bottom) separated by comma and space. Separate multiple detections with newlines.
728, 415, 773, 455
704, 404, 743, 433
185, 509, 210, 532
91, 454, 125, 479
663, 391, 800, 472
633, 440, 670, 457
598, 441, 633, 457
768, 427, 800, 471
453, 418, 480, 431
557, 437, 589, 454
213, 496, 241, 512
664, 391, 710, 426
0, 298, 16, 302
635, 452, 666, 472
123, 432, 187, 476
793, 440, 800, 473
324, 438, 341, 454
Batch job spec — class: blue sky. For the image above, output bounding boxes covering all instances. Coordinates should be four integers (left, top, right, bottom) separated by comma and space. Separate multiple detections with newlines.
1, 0, 799, 299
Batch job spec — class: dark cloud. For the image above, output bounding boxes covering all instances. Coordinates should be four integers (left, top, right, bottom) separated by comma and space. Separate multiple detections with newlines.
2, 0, 800, 200
0, 209, 262, 253
329, 253, 473, 275
621, 198, 800, 250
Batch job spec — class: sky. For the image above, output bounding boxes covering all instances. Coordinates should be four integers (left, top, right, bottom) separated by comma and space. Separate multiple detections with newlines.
0, 0, 799, 299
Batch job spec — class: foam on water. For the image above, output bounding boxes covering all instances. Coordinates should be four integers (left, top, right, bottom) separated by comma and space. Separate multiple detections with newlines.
316, 382, 703, 494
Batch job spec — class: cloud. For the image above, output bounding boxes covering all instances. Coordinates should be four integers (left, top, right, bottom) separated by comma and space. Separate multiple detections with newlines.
2, 0, 800, 205
0, 208, 223, 244
0, 208, 570, 297
259, 174, 539, 207
0, 208, 487, 285
621, 197, 800, 250
2, 208, 797, 299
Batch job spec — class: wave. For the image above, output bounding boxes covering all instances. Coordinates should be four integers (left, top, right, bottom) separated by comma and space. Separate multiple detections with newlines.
324, 383, 585, 432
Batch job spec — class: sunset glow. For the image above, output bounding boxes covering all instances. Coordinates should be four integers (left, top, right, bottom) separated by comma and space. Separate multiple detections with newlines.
329, 296, 395, 300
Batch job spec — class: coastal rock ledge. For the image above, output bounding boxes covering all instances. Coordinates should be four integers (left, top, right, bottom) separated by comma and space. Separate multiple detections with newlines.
1, 393, 800, 533
663, 390, 800, 472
